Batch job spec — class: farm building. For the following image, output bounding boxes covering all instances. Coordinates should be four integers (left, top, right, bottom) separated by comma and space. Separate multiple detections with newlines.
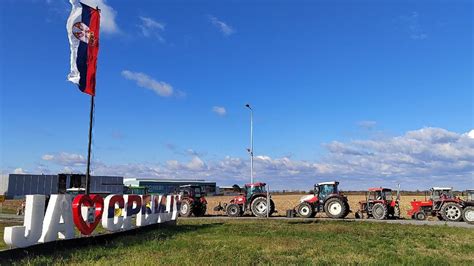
0, 174, 123, 199
123, 178, 217, 195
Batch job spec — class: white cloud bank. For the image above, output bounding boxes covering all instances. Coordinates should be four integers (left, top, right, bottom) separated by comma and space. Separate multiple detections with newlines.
35, 127, 474, 190
121, 70, 174, 97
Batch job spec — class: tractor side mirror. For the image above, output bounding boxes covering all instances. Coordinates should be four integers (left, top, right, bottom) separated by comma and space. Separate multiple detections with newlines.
314, 187, 319, 195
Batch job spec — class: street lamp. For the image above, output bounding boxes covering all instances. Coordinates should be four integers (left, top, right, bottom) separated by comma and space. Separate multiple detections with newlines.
245, 104, 254, 184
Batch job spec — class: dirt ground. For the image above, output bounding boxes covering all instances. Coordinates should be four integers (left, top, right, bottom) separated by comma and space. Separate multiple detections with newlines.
206, 194, 430, 219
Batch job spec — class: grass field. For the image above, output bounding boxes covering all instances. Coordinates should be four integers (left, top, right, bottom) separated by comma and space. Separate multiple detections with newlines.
3, 219, 473, 265
206, 194, 429, 219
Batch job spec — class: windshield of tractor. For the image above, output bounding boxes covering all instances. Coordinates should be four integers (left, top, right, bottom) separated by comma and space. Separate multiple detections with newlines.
193, 187, 202, 197
319, 184, 337, 200
246, 185, 266, 198
467, 191, 474, 202
431, 189, 453, 200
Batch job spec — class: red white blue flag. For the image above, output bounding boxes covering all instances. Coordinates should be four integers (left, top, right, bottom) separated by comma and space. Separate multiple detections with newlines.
67, 0, 100, 96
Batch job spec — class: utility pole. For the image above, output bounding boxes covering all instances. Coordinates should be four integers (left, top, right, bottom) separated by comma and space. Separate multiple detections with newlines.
245, 104, 254, 184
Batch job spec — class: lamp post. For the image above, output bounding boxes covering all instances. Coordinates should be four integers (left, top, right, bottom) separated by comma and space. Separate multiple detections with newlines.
245, 104, 254, 184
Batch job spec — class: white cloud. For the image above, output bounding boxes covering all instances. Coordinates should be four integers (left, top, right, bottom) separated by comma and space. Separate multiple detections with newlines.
121, 70, 174, 97
139, 16, 165, 42
466, 130, 474, 139
41, 152, 86, 166
399, 12, 427, 40
209, 15, 235, 36
81, 0, 119, 34
35, 128, 473, 190
357, 120, 377, 130
13, 168, 27, 174
212, 106, 227, 116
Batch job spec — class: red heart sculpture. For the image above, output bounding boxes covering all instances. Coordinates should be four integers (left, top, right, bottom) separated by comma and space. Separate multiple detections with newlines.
72, 194, 104, 235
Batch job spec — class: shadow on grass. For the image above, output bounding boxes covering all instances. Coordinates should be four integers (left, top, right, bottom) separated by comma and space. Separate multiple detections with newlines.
0, 221, 224, 263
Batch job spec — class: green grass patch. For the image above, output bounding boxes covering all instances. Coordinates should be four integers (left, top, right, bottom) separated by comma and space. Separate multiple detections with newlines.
3, 219, 474, 265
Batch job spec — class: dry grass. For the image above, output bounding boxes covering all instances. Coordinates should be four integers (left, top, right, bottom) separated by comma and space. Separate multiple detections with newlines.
206, 194, 430, 219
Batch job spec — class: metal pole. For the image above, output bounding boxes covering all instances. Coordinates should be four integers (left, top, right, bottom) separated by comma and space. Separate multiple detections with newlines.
267, 185, 269, 218
250, 108, 254, 184
85, 96, 95, 195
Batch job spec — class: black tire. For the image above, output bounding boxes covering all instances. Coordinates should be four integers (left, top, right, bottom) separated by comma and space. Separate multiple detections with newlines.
324, 197, 348, 219
269, 199, 276, 216
297, 202, 314, 218
355, 211, 364, 219
437, 215, 444, 221
226, 204, 242, 217
415, 211, 426, 220
391, 205, 400, 219
462, 206, 474, 224
226, 203, 242, 217
179, 199, 193, 217
372, 203, 388, 220
441, 203, 463, 222
251, 197, 272, 217
193, 204, 207, 217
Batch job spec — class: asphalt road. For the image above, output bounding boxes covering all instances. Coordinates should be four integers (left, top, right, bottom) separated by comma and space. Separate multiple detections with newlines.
182, 215, 474, 228
2, 213, 472, 229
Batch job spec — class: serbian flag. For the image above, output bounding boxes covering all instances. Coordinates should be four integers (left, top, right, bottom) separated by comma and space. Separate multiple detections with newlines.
67, 0, 100, 96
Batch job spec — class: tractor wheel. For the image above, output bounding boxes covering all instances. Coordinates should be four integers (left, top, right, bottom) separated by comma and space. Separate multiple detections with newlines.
462, 206, 474, 224
297, 202, 314, 218
415, 211, 426, 220
437, 215, 444, 221
251, 197, 271, 218
324, 197, 348, 219
193, 204, 207, 217
372, 203, 388, 220
269, 199, 276, 216
355, 211, 364, 219
179, 199, 193, 217
391, 205, 401, 219
226, 204, 242, 217
441, 203, 463, 222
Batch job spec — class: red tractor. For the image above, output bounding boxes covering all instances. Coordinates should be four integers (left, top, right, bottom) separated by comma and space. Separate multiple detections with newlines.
355, 187, 400, 220
178, 185, 207, 217
407, 187, 463, 221
295, 181, 350, 219
461, 189, 474, 224
214, 182, 275, 217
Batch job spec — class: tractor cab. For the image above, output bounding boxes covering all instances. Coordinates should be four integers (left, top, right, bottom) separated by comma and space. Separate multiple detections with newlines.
179, 185, 204, 198
244, 182, 267, 200
430, 187, 453, 201
367, 187, 394, 201
464, 190, 474, 203
315, 181, 339, 202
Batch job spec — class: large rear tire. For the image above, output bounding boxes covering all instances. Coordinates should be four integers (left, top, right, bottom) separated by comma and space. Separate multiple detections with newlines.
251, 197, 272, 217
297, 202, 314, 218
226, 204, 242, 217
462, 206, 474, 224
324, 197, 348, 219
179, 199, 193, 217
372, 203, 388, 220
441, 203, 463, 222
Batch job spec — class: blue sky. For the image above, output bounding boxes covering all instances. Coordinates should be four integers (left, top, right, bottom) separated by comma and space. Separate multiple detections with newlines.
0, 0, 472, 190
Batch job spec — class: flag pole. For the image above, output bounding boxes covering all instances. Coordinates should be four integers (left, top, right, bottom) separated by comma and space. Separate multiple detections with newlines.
85, 95, 94, 195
